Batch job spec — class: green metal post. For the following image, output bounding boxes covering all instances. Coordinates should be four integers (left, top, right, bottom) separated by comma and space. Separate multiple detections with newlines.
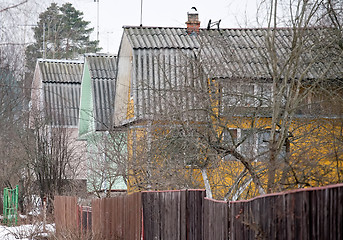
2, 185, 18, 226
3, 188, 8, 224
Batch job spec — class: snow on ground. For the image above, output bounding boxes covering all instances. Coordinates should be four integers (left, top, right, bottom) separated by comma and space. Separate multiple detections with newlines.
0, 223, 54, 240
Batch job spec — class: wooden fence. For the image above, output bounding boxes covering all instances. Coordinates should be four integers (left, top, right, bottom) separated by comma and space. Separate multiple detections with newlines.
230, 183, 343, 240
203, 198, 229, 239
141, 190, 208, 240
92, 192, 142, 240
54, 196, 79, 235
54, 184, 343, 240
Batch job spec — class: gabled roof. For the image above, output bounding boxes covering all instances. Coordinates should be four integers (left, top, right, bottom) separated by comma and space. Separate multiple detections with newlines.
124, 27, 201, 49
123, 26, 343, 79
79, 54, 117, 135
116, 26, 343, 124
87, 54, 117, 131
38, 58, 83, 83
37, 59, 84, 127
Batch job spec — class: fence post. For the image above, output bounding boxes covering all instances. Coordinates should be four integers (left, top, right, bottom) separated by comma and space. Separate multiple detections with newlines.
2, 185, 18, 226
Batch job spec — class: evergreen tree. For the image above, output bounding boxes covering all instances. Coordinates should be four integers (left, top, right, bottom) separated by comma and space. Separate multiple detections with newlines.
25, 3, 100, 72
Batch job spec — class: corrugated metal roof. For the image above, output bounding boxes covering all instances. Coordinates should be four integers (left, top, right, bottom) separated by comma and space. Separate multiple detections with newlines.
125, 27, 200, 49
44, 82, 81, 126
124, 26, 342, 79
38, 59, 83, 126
122, 26, 343, 120
131, 48, 209, 120
85, 54, 117, 130
38, 59, 83, 83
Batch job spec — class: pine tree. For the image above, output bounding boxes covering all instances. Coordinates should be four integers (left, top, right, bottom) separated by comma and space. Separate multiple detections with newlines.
25, 3, 100, 71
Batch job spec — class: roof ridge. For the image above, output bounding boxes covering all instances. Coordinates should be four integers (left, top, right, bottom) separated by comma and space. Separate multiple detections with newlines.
123, 26, 334, 31
42, 80, 81, 84
85, 53, 117, 57
38, 58, 84, 64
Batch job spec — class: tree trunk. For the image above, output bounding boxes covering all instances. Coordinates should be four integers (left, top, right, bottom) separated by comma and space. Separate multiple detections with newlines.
201, 168, 212, 199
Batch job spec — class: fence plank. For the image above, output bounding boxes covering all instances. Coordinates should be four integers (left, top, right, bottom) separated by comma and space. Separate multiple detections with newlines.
54, 196, 78, 236
55, 184, 343, 240
230, 184, 343, 240
91, 193, 142, 240
203, 198, 228, 239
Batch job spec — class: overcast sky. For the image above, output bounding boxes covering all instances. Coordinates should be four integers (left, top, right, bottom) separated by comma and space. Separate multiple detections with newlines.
51, 0, 262, 53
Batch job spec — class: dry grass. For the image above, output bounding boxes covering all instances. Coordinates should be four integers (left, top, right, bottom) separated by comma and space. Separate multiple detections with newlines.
48, 229, 104, 240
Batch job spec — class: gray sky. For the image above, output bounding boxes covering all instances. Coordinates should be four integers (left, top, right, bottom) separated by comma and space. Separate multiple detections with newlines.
58, 0, 262, 53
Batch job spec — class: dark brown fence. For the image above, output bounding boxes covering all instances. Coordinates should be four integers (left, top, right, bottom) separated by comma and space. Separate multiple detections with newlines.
203, 198, 229, 239
230, 183, 343, 240
92, 192, 142, 240
54, 190, 227, 239
141, 189, 208, 240
54, 196, 79, 235
54, 184, 343, 240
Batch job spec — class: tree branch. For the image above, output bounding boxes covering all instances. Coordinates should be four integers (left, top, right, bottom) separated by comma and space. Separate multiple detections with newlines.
0, 0, 28, 13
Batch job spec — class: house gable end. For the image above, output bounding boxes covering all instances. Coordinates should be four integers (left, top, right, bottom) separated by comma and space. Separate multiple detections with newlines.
79, 60, 95, 138
114, 32, 134, 126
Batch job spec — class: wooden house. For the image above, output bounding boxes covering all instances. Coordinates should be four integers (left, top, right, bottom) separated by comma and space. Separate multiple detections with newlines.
78, 53, 127, 194
30, 58, 87, 194
114, 11, 343, 199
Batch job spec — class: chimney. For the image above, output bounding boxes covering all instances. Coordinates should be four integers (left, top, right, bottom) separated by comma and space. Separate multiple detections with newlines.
186, 8, 200, 34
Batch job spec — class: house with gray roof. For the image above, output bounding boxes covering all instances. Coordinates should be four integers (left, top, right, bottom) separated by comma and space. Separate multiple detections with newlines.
31, 59, 83, 127
30, 58, 87, 194
31, 56, 127, 194
79, 53, 117, 137
114, 9, 343, 194
114, 12, 343, 127
78, 53, 127, 193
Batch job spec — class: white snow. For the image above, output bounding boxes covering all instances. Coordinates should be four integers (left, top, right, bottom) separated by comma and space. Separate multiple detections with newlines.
0, 223, 55, 240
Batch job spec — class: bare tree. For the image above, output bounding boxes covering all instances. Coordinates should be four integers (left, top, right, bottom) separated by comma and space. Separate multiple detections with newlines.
0, 0, 32, 193
125, 0, 343, 200
0, 1, 97, 214
21, 113, 84, 209
0, 0, 48, 212
86, 130, 128, 197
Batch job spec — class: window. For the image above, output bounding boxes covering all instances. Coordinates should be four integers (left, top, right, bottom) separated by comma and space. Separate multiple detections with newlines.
258, 84, 272, 107
257, 131, 270, 154
240, 84, 255, 106
222, 83, 272, 108
240, 129, 257, 155
222, 128, 256, 160
257, 130, 288, 161
223, 129, 237, 145
222, 83, 238, 106
307, 90, 333, 115
223, 128, 288, 162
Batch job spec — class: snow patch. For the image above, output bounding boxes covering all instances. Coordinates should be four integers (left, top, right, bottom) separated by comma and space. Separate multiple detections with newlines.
0, 223, 55, 240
